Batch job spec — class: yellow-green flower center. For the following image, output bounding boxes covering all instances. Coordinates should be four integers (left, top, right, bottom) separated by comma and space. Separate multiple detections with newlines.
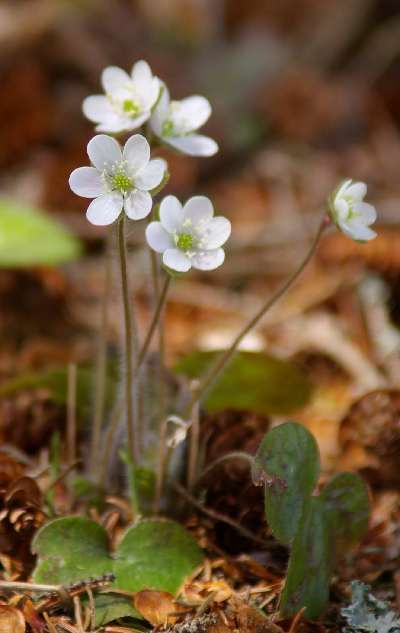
123, 99, 140, 115
112, 171, 132, 193
177, 233, 194, 250
162, 119, 175, 137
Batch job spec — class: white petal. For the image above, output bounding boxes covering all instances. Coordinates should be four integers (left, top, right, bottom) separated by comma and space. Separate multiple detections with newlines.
134, 159, 166, 191
95, 118, 130, 133
334, 198, 349, 222
184, 196, 214, 226
131, 60, 152, 86
202, 216, 231, 249
192, 248, 225, 271
86, 193, 122, 226
146, 222, 174, 252
131, 60, 159, 108
124, 190, 152, 220
335, 179, 353, 200
96, 111, 150, 134
166, 134, 218, 157
345, 181, 367, 201
122, 134, 150, 175
147, 77, 161, 108
101, 66, 131, 98
87, 135, 122, 172
353, 201, 377, 224
69, 167, 103, 198
339, 219, 377, 242
139, 77, 161, 110
149, 83, 170, 136
178, 96, 211, 130
159, 195, 184, 232
163, 248, 191, 272
82, 95, 114, 123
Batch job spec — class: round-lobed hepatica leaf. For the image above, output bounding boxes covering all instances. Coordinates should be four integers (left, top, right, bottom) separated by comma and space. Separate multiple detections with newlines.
280, 496, 333, 619
93, 594, 142, 627
175, 351, 312, 416
252, 421, 320, 545
32, 517, 112, 585
321, 472, 370, 553
114, 519, 204, 594
0, 197, 81, 267
32, 516, 203, 603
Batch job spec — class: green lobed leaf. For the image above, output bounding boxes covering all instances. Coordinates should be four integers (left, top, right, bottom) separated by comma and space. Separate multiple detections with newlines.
175, 351, 313, 416
0, 364, 118, 420
280, 497, 333, 619
321, 472, 370, 554
32, 517, 112, 585
0, 197, 81, 267
93, 594, 142, 627
114, 519, 204, 594
32, 517, 204, 610
253, 421, 320, 545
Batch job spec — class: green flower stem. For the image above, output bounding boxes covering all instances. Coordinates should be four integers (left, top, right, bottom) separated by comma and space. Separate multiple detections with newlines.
89, 233, 111, 476
153, 416, 170, 514
136, 274, 171, 371
67, 362, 77, 467
183, 214, 329, 419
99, 397, 123, 488
197, 451, 253, 482
186, 397, 200, 492
117, 215, 139, 464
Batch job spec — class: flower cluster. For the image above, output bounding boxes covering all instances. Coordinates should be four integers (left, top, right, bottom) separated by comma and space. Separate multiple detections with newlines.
82, 61, 217, 157
70, 58, 379, 275
70, 59, 226, 272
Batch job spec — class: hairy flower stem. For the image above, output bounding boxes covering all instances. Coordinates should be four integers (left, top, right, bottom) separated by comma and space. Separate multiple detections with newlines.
153, 417, 169, 514
117, 215, 139, 464
187, 397, 199, 491
137, 274, 171, 369
67, 363, 77, 468
90, 235, 111, 476
183, 214, 329, 418
99, 398, 123, 488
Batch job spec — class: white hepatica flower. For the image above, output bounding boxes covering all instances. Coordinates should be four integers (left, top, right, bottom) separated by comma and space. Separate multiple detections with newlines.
69, 134, 166, 226
146, 195, 230, 272
329, 179, 377, 242
150, 84, 218, 157
83, 60, 160, 133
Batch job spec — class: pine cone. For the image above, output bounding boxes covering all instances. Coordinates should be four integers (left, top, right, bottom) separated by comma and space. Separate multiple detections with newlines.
339, 390, 400, 487
0, 473, 45, 573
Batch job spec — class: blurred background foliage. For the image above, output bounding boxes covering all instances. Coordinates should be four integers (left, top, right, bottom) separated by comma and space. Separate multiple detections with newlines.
1, 0, 400, 470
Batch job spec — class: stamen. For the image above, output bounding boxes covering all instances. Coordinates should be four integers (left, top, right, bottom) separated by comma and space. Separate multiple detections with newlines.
162, 119, 175, 137
112, 170, 132, 193
177, 233, 194, 250
123, 99, 140, 115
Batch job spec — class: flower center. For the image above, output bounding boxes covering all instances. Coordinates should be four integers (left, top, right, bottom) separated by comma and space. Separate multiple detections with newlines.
122, 99, 141, 115
162, 102, 194, 137
176, 233, 194, 250
162, 119, 175, 137
343, 198, 359, 220
112, 170, 132, 193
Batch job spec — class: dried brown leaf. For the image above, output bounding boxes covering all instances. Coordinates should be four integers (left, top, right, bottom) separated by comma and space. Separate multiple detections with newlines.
0, 605, 25, 633
134, 590, 186, 626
